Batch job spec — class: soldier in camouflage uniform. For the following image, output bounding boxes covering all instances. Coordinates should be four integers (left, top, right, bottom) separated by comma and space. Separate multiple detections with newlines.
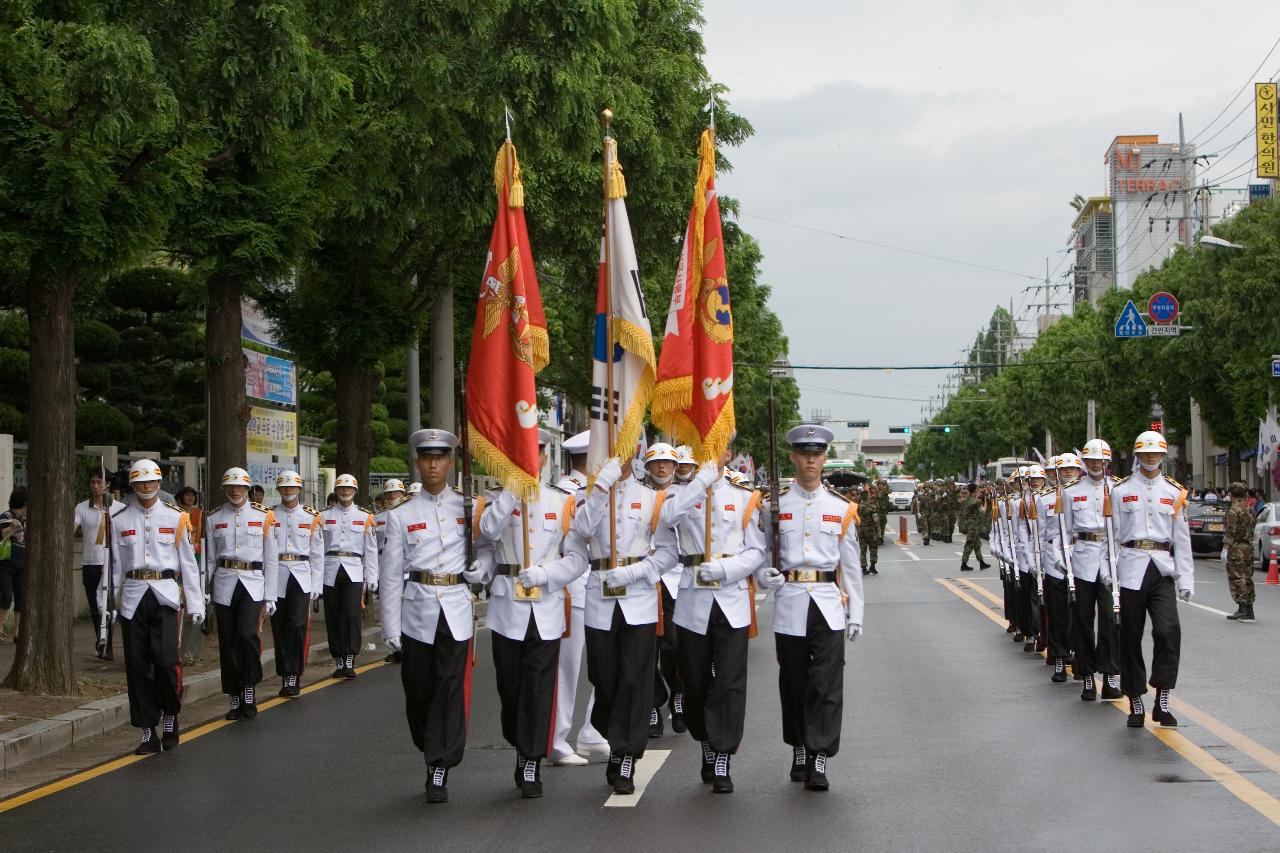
944, 480, 959, 543
876, 481, 891, 544
858, 484, 880, 575
1224, 482, 1257, 623
913, 484, 929, 545
958, 483, 990, 571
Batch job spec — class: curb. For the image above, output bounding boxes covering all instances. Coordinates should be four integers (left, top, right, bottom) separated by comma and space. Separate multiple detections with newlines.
1, 625, 385, 778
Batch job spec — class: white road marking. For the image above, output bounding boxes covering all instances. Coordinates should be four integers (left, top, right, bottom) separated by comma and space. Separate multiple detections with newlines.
1179, 599, 1232, 617
900, 548, 920, 562
603, 749, 670, 807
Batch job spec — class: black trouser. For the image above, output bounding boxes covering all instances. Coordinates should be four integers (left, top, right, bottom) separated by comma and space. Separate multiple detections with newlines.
270, 573, 310, 677
215, 581, 263, 695
1044, 575, 1071, 661
676, 602, 749, 754
652, 583, 681, 711
491, 612, 560, 760
1002, 567, 1015, 622
775, 600, 845, 757
323, 572, 363, 659
122, 589, 182, 728
586, 606, 657, 757
1016, 572, 1036, 637
1120, 561, 1181, 698
1073, 577, 1118, 676
402, 619, 471, 768
82, 564, 103, 633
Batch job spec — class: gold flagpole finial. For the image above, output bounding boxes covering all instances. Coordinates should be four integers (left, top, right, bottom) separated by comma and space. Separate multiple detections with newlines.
602, 108, 614, 134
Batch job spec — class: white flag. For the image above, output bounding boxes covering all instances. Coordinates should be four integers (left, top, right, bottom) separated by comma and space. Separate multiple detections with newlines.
1260, 411, 1280, 475
587, 136, 656, 480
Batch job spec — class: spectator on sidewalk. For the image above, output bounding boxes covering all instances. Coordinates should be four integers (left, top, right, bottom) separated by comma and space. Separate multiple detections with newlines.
73, 471, 113, 658
0, 487, 29, 642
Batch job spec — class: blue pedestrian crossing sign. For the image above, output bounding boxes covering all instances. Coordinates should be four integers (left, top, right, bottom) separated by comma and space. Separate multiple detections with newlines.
1115, 300, 1148, 338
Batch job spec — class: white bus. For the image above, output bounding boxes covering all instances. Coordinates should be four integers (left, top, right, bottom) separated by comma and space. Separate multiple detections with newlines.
984, 457, 1035, 483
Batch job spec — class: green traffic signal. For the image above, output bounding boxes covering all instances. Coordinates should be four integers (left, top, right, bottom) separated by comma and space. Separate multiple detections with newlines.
943, 426, 951, 433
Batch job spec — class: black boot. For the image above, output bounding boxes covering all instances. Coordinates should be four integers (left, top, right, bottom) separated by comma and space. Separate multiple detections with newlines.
1051, 658, 1068, 683
1243, 603, 1256, 622
649, 706, 663, 738
1013, 631, 1024, 643
1101, 674, 1124, 700
425, 765, 448, 804
613, 755, 636, 795
869, 563, 878, 575
922, 537, 930, 546
134, 727, 161, 755
518, 757, 543, 799
960, 562, 974, 572
1080, 673, 1096, 701
979, 559, 990, 570
1006, 623, 1017, 634
343, 653, 357, 679
700, 741, 715, 783
671, 693, 687, 734
805, 751, 830, 792
790, 745, 807, 782
862, 567, 869, 576
224, 694, 243, 721
1071, 657, 1084, 680
241, 686, 258, 719
1127, 695, 1145, 728
331, 658, 345, 678
1227, 603, 1256, 622
606, 753, 621, 787
711, 752, 733, 794
161, 714, 179, 751
1022, 637, 1036, 652
1151, 689, 1178, 727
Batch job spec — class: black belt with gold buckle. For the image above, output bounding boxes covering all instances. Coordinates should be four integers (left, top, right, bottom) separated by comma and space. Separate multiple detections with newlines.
279, 553, 308, 561
217, 558, 262, 571
1075, 532, 1106, 543
325, 550, 361, 558
1122, 539, 1172, 553
589, 557, 643, 571
126, 569, 175, 581
784, 569, 837, 584
408, 571, 459, 586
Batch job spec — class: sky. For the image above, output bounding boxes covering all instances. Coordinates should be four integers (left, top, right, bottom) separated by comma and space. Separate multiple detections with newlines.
700, 0, 1276, 447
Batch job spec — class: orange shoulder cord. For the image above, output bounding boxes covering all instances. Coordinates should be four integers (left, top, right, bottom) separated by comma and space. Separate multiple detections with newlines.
743, 490, 764, 639
561, 495, 576, 639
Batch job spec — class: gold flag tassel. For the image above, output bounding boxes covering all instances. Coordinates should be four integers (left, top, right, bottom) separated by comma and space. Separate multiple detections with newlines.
494, 140, 525, 209
605, 138, 628, 199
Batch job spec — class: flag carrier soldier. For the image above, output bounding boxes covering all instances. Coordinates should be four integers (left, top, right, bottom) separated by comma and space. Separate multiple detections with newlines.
755, 423, 864, 791
204, 467, 279, 720
269, 471, 324, 697
108, 459, 205, 754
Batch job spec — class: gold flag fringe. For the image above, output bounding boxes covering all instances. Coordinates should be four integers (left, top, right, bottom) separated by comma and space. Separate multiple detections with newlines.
605, 138, 628, 199
468, 422, 540, 502
494, 140, 525, 209
529, 326, 550, 375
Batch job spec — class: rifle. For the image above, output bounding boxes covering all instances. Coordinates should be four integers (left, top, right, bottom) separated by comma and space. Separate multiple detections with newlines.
1000, 494, 1020, 592
767, 378, 781, 572
1055, 480, 1076, 608
1101, 475, 1121, 627
197, 490, 209, 635
1023, 481, 1046, 645
97, 470, 116, 661
459, 365, 478, 665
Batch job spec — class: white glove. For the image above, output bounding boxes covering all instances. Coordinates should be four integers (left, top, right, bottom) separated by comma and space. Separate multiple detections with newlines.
462, 561, 487, 584
698, 561, 727, 583
693, 461, 720, 490
385, 636, 402, 654
846, 623, 862, 643
309, 591, 320, 601
518, 566, 548, 589
757, 566, 785, 591
109, 609, 118, 623
1100, 573, 1115, 591
604, 566, 635, 589
594, 458, 623, 492
492, 489, 518, 517
265, 601, 277, 616
366, 580, 379, 594
203, 593, 212, 606
1178, 588, 1192, 602
190, 612, 205, 625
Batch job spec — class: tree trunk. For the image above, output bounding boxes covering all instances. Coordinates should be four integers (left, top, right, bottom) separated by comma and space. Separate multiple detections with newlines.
334, 361, 377, 505
1227, 447, 1241, 485
4, 272, 78, 693
206, 273, 249, 510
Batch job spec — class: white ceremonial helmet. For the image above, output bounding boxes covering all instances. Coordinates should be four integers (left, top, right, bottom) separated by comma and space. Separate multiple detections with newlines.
276, 470, 304, 489
407, 482, 422, 496
222, 467, 252, 487
1056, 452, 1083, 471
1081, 439, 1112, 461
644, 443, 679, 465
675, 446, 695, 465
335, 474, 359, 489
383, 478, 407, 494
1133, 431, 1168, 454
129, 459, 163, 484
1025, 464, 1046, 480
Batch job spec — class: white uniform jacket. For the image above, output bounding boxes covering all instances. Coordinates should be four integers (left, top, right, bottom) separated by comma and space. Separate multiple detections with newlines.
1013, 492, 1042, 576
319, 503, 378, 586
475, 485, 580, 642
990, 497, 1011, 563
1033, 489, 1064, 579
379, 487, 475, 645
1109, 474, 1194, 594
660, 477, 766, 634
110, 500, 203, 620
554, 472, 588, 607
204, 502, 279, 605
1061, 475, 1114, 583
73, 499, 110, 566
569, 476, 677, 630
764, 485, 863, 635
271, 503, 324, 596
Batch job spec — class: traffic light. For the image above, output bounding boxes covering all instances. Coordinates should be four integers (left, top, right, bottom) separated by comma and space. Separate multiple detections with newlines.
1150, 419, 1163, 432
943, 426, 952, 433
889, 426, 911, 434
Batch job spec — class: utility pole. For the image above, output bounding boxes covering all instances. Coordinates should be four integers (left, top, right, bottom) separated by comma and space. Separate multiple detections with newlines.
1179, 113, 1193, 249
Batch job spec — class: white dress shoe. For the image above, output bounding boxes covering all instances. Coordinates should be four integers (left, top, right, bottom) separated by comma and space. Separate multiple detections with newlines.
553, 752, 589, 766
577, 742, 612, 763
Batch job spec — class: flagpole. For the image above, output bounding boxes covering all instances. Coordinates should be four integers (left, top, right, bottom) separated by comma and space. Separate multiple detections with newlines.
702, 111, 717, 560
603, 108, 619, 570
504, 109, 534, 579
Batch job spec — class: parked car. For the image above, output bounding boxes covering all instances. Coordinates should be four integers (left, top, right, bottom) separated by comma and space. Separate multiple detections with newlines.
1254, 502, 1280, 568
1187, 502, 1226, 554
886, 478, 916, 512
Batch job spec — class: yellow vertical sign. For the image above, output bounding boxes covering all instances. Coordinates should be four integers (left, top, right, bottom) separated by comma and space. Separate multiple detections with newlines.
1257, 82, 1278, 178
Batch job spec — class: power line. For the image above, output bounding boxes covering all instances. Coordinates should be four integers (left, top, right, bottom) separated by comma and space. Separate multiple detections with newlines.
1189, 39, 1280, 143
739, 212, 1042, 281
750, 358, 1101, 371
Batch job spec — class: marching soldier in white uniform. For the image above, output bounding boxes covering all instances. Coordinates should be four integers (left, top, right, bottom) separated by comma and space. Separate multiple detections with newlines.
565, 453, 677, 794
204, 467, 279, 720
376, 479, 408, 664
381, 428, 476, 804
990, 479, 1018, 635
1110, 431, 1193, 728
659, 449, 766, 793
1062, 440, 1124, 701
474, 428, 581, 799
550, 430, 597, 766
319, 474, 378, 679
1036, 457, 1072, 683
109, 459, 204, 753
641, 442, 684, 738
269, 471, 324, 697
755, 426, 863, 791
1014, 465, 1044, 653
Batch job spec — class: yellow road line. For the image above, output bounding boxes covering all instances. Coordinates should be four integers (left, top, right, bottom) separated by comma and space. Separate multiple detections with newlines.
0, 660, 388, 814
935, 577, 1280, 829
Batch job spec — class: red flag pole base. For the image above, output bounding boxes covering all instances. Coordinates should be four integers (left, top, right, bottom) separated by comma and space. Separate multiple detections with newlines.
898, 516, 909, 546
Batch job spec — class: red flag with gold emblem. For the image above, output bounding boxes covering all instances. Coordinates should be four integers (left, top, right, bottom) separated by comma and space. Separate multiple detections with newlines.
653, 128, 735, 463
465, 140, 549, 500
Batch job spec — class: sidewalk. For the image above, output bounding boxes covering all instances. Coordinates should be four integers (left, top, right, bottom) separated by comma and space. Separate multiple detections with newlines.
0, 607, 385, 777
